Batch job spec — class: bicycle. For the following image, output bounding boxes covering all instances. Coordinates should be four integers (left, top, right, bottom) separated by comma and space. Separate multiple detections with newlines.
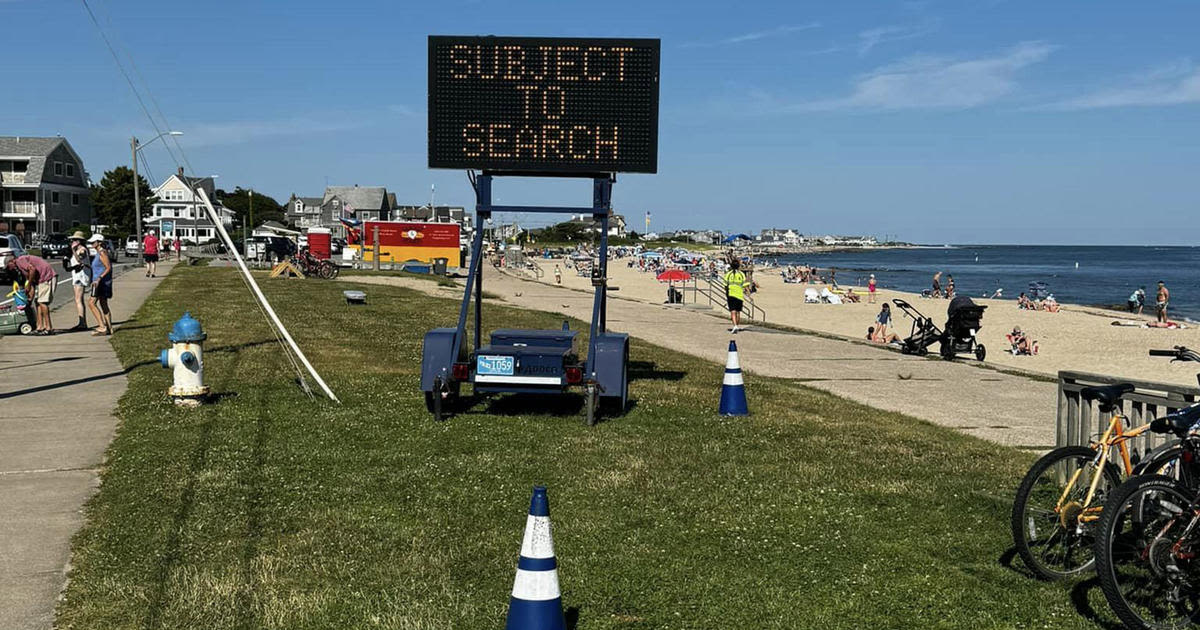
1089, 347, 1200, 630
1011, 348, 1191, 580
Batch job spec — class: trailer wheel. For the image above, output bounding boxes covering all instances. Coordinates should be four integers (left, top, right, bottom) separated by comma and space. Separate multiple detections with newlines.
585, 383, 598, 426
19, 322, 34, 335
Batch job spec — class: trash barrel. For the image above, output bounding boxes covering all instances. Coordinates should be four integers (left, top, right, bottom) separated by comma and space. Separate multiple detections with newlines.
433, 257, 448, 276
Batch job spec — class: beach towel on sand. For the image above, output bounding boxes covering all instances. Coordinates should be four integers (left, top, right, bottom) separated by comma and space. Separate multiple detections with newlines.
804, 288, 820, 304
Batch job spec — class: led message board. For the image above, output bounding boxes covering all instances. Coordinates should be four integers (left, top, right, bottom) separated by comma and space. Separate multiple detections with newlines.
428, 35, 660, 174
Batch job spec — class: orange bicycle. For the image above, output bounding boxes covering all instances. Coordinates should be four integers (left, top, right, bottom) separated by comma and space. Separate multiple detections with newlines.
1011, 351, 1189, 580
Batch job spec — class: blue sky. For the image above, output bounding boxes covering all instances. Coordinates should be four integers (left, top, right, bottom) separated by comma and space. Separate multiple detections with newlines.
6, 0, 1200, 244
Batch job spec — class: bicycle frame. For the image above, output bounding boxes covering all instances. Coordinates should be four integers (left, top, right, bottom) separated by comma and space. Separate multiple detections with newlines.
1057, 412, 1154, 523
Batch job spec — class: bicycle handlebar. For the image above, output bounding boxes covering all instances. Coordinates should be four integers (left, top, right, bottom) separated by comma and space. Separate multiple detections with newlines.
1148, 346, 1200, 362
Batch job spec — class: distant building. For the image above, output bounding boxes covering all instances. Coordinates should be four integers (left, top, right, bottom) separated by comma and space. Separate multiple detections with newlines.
0, 136, 92, 242
310, 185, 392, 238
145, 169, 234, 243
758, 228, 800, 246
283, 194, 324, 229
394, 204, 472, 231
565, 212, 626, 238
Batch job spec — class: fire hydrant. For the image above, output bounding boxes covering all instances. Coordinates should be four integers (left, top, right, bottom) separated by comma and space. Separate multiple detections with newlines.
160, 312, 210, 406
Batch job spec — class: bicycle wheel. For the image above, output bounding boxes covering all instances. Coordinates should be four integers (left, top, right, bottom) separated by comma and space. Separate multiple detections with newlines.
1094, 475, 1200, 630
1011, 445, 1122, 580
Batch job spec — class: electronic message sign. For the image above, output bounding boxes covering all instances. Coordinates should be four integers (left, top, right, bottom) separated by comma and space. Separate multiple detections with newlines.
428, 36, 660, 174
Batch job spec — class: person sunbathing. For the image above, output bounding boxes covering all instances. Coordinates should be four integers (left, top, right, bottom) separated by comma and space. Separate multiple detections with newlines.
1008, 326, 1038, 355
843, 287, 861, 303
1017, 292, 1031, 310
867, 325, 900, 344
1043, 294, 1060, 313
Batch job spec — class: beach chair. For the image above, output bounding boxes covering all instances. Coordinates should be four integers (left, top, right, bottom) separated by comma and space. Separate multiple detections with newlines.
804, 288, 820, 304
820, 288, 842, 304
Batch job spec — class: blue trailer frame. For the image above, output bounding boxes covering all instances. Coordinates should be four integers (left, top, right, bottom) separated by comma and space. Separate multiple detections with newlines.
420, 171, 630, 425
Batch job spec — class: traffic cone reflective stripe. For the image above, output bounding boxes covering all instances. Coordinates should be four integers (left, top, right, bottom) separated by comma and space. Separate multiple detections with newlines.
719, 340, 749, 416
506, 486, 566, 630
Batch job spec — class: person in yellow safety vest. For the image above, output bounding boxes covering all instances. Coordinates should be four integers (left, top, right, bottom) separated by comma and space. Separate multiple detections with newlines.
723, 259, 750, 333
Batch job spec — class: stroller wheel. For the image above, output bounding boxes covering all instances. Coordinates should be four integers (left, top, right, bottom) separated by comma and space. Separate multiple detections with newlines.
975, 344, 987, 361
18, 322, 34, 335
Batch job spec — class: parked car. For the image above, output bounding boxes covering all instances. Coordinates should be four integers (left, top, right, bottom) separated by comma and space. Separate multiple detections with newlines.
234, 236, 296, 262
125, 235, 139, 257
40, 233, 71, 260
105, 239, 120, 264
2, 234, 27, 259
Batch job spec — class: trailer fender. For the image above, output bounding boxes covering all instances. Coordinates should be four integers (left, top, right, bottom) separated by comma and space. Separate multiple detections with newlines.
592, 333, 629, 406
421, 328, 462, 392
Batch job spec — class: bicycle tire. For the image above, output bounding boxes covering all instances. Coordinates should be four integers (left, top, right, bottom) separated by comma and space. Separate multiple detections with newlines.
1094, 474, 1200, 630
1011, 445, 1122, 580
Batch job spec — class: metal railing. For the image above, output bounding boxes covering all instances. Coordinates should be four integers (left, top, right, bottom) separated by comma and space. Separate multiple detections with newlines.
1056, 370, 1200, 453
2, 200, 37, 215
695, 273, 766, 322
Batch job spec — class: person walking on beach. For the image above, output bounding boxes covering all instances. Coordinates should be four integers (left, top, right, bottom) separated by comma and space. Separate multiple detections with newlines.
87, 234, 114, 335
875, 302, 892, 335
142, 229, 159, 277
724, 258, 749, 333
5, 251, 57, 334
66, 231, 92, 331
830, 267, 838, 290
932, 271, 942, 298
554, 264, 562, 285
1128, 287, 1146, 315
1156, 281, 1170, 323
868, 273, 877, 304
946, 275, 956, 299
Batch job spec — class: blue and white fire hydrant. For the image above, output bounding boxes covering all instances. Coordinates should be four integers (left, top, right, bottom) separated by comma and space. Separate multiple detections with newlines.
160, 312, 210, 406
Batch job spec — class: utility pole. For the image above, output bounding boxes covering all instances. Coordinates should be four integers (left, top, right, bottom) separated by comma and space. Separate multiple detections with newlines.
132, 137, 142, 258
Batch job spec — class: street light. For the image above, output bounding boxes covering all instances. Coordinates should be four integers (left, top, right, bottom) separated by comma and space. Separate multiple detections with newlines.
131, 130, 182, 257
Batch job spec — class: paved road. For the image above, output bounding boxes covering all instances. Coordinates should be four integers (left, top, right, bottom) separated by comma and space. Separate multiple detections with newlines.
0, 262, 171, 630
343, 270, 1059, 449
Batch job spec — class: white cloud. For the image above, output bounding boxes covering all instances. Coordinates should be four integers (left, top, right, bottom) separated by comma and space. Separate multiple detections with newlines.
792, 41, 1055, 111
1040, 62, 1200, 110
682, 23, 820, 48
857, 21, 939, 56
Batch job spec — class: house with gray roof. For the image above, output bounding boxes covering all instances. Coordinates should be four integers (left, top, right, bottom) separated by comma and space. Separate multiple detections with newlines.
0, 136, 92, 243
283, 194, 325, 229
319, 185, 392, 237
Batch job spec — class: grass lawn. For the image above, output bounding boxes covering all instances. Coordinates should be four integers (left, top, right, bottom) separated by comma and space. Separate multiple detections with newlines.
59, 265, 1112, 629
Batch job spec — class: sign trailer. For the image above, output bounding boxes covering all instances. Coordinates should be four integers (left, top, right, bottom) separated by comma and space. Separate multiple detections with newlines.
420, 35, 660, 424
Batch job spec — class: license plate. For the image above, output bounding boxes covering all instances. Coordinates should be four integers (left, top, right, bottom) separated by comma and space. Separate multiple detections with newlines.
476, 355, 514, 376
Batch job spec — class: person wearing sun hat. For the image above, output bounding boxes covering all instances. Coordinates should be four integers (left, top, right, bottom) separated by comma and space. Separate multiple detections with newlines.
87, 234, 114, 335
65, 231, 92, 331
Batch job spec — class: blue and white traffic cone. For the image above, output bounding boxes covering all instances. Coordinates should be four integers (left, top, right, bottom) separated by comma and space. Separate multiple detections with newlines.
719, 340, 749, 416
505, 486, 566, 630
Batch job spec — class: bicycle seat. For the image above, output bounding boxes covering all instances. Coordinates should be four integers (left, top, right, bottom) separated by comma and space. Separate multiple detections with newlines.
1151, 404, 1200, 436
1080, 383, 1135, 408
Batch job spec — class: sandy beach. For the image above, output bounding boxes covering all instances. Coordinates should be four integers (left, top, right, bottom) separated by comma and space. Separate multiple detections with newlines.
530, 255, 1200, 389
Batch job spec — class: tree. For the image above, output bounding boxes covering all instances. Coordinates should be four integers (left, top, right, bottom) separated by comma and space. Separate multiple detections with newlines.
217, 188, 284, 232
534, 220, 591, 243
90, 166, 156, 238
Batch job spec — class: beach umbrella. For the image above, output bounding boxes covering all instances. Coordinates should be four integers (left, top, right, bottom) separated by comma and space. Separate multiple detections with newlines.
656, 269, 691, 282
723, 233, 752, 244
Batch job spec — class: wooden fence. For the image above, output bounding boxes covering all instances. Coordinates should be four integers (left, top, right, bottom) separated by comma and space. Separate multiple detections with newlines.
1057, 370, 1200, 454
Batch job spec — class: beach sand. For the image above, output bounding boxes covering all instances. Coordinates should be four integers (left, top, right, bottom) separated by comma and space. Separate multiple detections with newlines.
535, 256, 1200, 389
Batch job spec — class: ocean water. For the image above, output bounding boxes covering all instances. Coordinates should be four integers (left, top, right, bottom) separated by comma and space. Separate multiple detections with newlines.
769, 245, 1200, 322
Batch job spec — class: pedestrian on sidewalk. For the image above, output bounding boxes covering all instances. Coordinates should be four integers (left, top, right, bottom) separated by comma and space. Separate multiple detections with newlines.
554, 264, 562, 285
5, 251, 57, 334
66, 231, 92, 331
724, 258, 749, 334
173, 236, 181, 260
87, 234, 114, 336
143, 229, 159, 277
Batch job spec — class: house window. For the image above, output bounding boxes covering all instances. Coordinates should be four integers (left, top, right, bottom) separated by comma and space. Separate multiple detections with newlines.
71, 193, 79, 206
54, 161, 63, 176
52, 191, 60, 204
66, 163, 75, 178
52, 219, 61, 232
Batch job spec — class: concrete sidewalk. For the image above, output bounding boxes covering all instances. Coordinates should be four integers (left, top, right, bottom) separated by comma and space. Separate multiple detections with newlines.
343, 270, 1058, 450
0, 263, 172, 630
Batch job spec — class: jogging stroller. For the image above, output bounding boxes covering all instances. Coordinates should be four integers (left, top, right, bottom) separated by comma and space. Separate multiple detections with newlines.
942, 295, 987, 361
892, 299, 942, 356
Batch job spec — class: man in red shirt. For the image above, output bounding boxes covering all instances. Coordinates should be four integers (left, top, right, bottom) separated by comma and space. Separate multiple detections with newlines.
142, 229, 160, 277
4, 252, 57, 334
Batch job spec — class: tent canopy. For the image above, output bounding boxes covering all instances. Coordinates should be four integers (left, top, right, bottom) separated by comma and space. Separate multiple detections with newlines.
723, 233, 752, 243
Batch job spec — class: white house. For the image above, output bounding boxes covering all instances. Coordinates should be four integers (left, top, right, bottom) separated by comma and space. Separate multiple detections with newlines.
146, 169, 234, 243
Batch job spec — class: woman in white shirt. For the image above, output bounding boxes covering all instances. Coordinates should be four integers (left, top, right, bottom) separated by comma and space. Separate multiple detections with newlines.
66, 232, 92, 331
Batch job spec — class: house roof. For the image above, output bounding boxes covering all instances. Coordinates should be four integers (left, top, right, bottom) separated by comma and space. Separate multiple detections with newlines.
322, 186, 387, 211
0, 136, 85, 186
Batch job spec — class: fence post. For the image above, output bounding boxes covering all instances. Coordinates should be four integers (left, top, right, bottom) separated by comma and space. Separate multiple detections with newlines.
1056, 378, 1067, 448
373, 226, 380, 272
